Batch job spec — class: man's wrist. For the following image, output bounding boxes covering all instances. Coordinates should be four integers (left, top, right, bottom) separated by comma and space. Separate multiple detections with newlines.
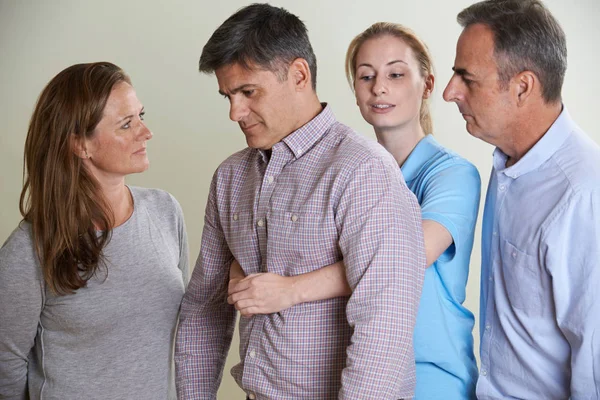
290, 275, 304, 305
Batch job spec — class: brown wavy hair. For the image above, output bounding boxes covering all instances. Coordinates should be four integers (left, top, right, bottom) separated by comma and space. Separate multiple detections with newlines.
20, 62, 131, 295
345, 22, 435, 134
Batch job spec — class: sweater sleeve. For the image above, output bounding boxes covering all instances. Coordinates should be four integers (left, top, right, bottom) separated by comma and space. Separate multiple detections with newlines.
0, 224, 44, 400
169, 192, 190, 286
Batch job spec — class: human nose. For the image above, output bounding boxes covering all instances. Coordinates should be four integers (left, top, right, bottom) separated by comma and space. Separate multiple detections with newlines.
371, 76, 387, 96
443, 74, 461, 103
229, 97, 250, 122
139, 122, 153, 141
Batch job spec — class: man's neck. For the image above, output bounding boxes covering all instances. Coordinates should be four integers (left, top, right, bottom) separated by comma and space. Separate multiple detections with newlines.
291, 96, 323, 133
504, 101, 563, 167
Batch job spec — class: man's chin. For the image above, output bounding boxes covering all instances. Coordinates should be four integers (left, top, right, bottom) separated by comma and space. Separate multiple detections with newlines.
465, 122, 478, 137
245, 138, 268, 150
465, 125, 492, 144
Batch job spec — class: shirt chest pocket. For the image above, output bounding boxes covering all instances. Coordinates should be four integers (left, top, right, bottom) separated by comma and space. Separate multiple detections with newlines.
500, 240, 543, 314
224, 210, 260, 273
266, 210, 339, 275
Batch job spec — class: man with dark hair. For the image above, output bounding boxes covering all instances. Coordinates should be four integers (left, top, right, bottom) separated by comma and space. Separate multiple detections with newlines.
175, 4, 425, 399
444, 0, 600, 398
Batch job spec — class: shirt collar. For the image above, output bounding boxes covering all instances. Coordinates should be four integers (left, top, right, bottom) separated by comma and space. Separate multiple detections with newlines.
493, 106, 574, 179
401, 134, 438, 182
279, 103, 336, 159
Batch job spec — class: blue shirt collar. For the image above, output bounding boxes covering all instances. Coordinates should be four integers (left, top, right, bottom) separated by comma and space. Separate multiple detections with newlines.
401, 134, 439, 182
493, 106, 575, 179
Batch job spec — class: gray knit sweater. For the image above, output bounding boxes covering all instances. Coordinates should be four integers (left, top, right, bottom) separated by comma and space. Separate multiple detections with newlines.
0, 187, 189, 400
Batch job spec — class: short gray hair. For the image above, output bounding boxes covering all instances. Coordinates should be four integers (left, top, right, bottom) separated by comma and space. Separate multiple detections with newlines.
458, 0, 567, 103
199, 3, 317, 90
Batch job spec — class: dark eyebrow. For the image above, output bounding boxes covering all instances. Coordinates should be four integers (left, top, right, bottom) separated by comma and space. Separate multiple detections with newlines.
452, 67, 475, 78
115, 107, 144, 126
218, 84, 257, 96
357, 60, 408, 69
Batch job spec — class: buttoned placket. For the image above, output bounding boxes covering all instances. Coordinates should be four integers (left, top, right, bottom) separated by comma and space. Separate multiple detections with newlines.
242, 144, 295, 395
480, 170, 513, 388
254, 145, 293, 271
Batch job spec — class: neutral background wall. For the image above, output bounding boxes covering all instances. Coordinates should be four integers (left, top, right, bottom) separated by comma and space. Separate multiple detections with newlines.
1, 0, 598, 398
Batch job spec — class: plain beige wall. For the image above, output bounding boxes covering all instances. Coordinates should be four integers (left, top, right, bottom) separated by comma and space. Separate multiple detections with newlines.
1, 0, 598, 398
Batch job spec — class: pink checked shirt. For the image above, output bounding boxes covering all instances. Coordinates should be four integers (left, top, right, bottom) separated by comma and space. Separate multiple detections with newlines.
175, 105, 425, 399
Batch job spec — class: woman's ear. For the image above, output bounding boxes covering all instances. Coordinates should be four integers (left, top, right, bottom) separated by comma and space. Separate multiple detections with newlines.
70, 134, 89, 159
423, 74, 435, 99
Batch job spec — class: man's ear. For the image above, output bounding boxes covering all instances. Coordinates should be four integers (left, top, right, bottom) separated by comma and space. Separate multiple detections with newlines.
514, 70, 536, 106
70, 134, 89, 159
289, 58, 312, 91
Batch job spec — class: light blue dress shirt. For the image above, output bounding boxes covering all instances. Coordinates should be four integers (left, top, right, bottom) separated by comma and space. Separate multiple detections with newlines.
402, 135, 480, 399
477, 108, 600, 399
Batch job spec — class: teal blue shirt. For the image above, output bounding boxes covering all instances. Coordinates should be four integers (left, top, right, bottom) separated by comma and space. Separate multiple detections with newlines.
401, 135, 480, 399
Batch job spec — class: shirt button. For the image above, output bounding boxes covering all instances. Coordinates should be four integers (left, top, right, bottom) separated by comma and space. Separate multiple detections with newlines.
499, 184, 506, 192
485, 324, 491, 331
493, 231, 497, 236
249, 349, 256, 358
481, 369, 487, 376
512, 252, 517, 258
489, 276, 493, 282
267, 175, 274, 184
291, 215, 298, 222
257, 219, 264, 227
233, 213, 239, 221
248, 394, 256, 400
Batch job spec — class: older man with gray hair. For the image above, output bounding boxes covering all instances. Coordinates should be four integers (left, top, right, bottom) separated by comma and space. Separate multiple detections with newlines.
444, 0, 600, 398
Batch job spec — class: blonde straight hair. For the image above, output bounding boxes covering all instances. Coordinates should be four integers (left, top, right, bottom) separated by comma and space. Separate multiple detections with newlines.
345, 22, 435, 134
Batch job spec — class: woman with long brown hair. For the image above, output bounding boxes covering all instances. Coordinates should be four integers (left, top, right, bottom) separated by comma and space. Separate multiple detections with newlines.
0, 62, 188, 399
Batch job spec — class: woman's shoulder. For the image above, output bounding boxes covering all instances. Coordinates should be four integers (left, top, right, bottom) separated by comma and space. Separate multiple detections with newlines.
420, 135, 480, 181
128, 186, 185, 231
129, 186, 182, 211
1, 221, 33, 252
0, 221, 41, 276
